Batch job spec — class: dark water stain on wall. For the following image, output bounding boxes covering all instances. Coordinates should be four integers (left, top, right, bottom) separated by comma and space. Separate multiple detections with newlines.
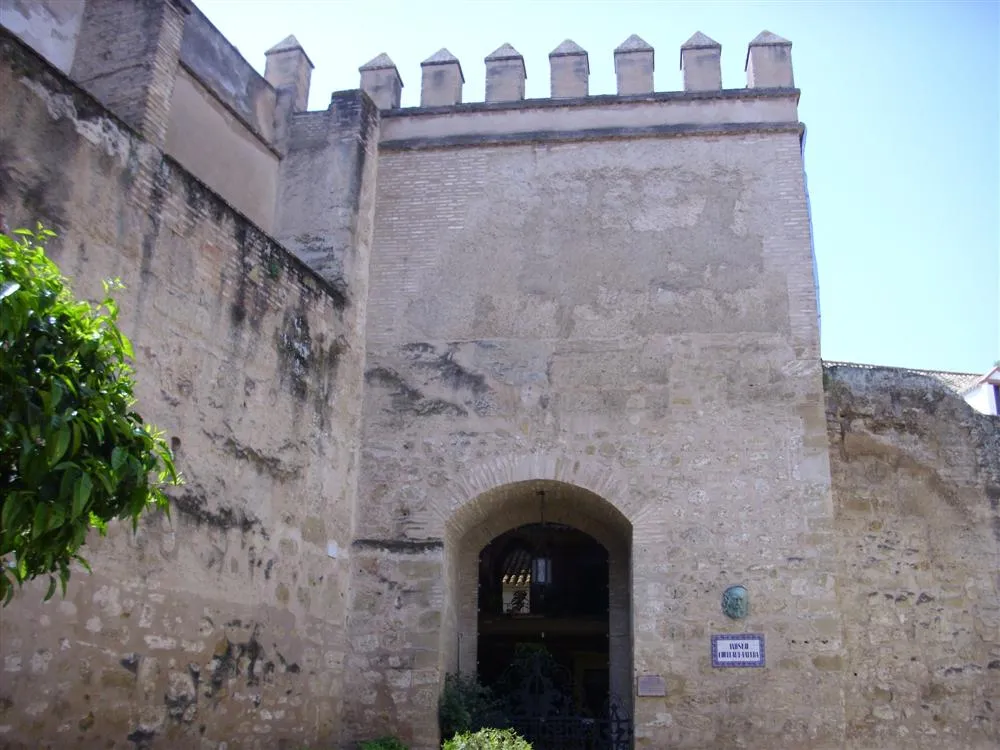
365, 366, 468, 417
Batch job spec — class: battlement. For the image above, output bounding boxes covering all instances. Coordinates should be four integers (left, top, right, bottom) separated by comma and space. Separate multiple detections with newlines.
345, 33, 798, 150
0, 1, 802, 241
0, 1, 800, 157
352, 32, 795, 111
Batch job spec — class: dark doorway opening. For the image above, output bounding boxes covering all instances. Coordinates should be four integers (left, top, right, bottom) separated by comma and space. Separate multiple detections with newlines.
477, 522, 629, 747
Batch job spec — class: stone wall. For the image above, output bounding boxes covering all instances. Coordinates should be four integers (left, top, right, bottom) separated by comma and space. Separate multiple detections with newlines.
351, 100, 843, 746
69, 0, 185, 149
0, 29, 358, 749
177, 3, 276, 144
1, 0, 283, 234
826, 365, 1000, 750
165, 65, 279, 231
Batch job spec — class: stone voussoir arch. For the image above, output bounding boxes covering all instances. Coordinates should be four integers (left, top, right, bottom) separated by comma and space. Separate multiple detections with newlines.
439, 452, 638, 546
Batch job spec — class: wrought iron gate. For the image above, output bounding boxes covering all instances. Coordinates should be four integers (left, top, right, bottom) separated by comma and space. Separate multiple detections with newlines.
494, 647, 633, 750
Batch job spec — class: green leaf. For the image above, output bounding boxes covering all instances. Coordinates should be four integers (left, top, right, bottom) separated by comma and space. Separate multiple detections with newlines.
1, 496, 20, 534
111, 446, 126, 471
49, 424, 70, 466
73, 554, 92, 574
88, 512, 107, 535
0, 281, 19, 300
43, 575, 57, 602
50, 379, 64, 409
92, 468, 113, 496
70, 420, 81, 456
59, 464, 79, 505
38, 388, 51, 415
71, 485, 87, 520
74, 473, 93, 514
32, 504, 48, 539
46, 505, 65, 531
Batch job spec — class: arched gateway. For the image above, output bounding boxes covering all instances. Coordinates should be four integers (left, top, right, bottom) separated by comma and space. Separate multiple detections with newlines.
443, 480, 633, 748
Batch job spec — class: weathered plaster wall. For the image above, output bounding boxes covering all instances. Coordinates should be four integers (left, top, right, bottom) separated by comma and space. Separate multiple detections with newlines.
178, 4, 276, 144
0, 0, 84, 74
0, 30, 358, 749
165, 65, 279, 231
826, 365, 1000, 750
351, 110, 843, 748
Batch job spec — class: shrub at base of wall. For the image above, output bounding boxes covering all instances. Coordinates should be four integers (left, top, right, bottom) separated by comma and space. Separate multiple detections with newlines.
443, 728, 533, 750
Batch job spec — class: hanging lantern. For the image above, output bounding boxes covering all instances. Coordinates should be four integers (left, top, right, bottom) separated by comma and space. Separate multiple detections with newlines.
533, 488, 552, 586
532, 555, 552, 586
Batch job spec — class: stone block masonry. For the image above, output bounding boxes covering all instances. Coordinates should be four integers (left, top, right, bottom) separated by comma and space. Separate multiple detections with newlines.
0, 27, 361, 748
355, 125, 841, 747
826, 365, 1000, 750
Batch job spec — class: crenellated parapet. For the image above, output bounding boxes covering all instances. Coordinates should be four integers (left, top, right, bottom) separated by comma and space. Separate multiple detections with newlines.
549, 39, 589, 98
265, 34, 313, 113
421, 48, 463, 106
614, 34, 654, 95
484, 43, 526, 103
745, 31, 794, 88
255, 30, 794, 116
680, 32, 722, 92
347, 31, 794, 111
359, 52, 403, 109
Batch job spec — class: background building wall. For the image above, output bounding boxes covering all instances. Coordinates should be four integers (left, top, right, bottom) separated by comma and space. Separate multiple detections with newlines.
964, 380, 1000, 416
0, 30, 359, 748
163, 2, 281, 231
826, 365, 1000, 750
1, 0, 282, 233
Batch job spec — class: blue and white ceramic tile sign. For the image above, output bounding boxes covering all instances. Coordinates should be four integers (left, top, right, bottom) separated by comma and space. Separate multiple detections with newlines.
711, 633, 765, 668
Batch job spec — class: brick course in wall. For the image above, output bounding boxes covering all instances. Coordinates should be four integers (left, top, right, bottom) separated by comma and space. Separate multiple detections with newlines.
69, 0, 187, 148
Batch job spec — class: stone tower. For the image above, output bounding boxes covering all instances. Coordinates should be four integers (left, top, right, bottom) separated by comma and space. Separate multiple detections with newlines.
348, 29, 837, 750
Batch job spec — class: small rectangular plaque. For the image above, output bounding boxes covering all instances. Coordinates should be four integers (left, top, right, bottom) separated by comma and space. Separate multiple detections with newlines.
711, 633, 765, 668
636, 674, 666, 697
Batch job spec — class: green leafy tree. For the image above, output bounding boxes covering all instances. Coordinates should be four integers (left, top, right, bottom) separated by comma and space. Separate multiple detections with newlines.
0, 226, 179, 604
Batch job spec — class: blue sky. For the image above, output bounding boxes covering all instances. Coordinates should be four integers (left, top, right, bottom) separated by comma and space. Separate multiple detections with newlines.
199, 0, 999, 374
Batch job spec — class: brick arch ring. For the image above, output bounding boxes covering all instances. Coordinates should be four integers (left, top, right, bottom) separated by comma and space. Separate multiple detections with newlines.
440, 452, 635, 549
